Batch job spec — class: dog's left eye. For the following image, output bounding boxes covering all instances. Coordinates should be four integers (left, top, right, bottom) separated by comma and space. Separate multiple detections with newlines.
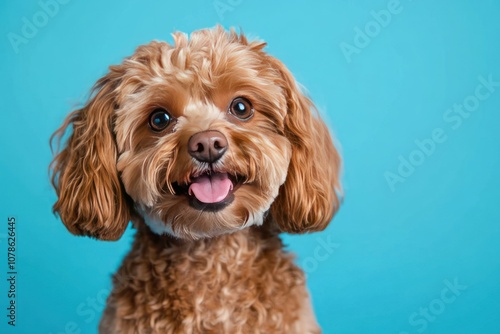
228, 97, 254, 120
149, 109, 173, 132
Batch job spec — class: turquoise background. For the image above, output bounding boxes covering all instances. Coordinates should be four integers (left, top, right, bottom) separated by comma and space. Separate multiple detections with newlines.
1, 0, 500, 333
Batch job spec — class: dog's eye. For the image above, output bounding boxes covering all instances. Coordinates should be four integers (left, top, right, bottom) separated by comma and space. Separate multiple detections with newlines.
228, 97, 254, 120
149, 109, 173, 132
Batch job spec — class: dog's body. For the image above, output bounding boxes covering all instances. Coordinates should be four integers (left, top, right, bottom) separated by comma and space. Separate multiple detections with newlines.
51, 27, 341, 333
99, 223, 319, 333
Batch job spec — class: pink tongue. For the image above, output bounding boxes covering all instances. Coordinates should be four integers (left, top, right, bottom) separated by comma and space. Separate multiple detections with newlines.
188, 173, 233, 204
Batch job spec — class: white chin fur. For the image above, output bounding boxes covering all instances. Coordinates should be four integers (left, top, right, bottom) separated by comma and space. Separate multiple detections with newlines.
143, 214, 178, 237
141, 208, 267, 240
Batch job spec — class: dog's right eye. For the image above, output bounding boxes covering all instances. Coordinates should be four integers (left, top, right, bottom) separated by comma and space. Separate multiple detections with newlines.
228, 97, 254, 120
149, 109, 173, 132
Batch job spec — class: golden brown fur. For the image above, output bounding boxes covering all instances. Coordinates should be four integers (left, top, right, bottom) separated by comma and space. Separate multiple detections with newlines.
100, 222, 319, 333
50, 26, 342, 333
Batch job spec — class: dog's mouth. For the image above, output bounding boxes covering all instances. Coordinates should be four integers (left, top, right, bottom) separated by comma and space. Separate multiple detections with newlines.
172, 172, 242, 212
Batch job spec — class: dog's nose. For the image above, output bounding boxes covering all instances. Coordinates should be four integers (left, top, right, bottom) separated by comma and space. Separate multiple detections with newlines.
188, 130, 228, 163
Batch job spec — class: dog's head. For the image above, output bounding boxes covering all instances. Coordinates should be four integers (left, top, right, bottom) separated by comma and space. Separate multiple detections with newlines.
50, 27, 342, 240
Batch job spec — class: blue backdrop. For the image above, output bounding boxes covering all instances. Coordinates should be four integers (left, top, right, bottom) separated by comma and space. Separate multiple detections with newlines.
1, 1, 499, 333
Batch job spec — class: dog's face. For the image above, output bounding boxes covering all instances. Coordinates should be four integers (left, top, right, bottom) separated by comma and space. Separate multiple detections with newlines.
50, 27, 341, 240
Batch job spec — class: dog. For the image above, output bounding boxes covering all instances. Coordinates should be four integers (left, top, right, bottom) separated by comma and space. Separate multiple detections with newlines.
50, 26, 341, 334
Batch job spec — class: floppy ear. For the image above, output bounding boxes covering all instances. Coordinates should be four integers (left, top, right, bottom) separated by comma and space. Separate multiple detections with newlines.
50, 70, 131, 241
269, 57, 342, 233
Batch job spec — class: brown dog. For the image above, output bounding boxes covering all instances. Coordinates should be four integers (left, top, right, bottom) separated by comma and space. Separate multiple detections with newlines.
50, 26, 341, 333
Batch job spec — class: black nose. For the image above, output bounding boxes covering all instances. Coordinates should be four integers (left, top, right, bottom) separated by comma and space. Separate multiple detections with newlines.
188, 130, 228, 163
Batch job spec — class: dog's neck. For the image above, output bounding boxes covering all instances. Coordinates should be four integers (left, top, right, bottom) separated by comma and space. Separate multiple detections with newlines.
107, 215, 309, 333
138, 206, 271, 240
130, 217, 284, 260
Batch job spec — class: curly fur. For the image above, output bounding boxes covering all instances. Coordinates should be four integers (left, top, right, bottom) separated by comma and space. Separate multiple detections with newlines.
99, 222, 320, 333
50, 26, 342, 333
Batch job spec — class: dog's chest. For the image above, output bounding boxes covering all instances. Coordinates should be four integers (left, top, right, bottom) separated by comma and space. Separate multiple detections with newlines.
104, 228, 309, 333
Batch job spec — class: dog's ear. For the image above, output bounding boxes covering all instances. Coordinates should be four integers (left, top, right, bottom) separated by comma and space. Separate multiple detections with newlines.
50, 68, 131, 241
268, 57, 342, 233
